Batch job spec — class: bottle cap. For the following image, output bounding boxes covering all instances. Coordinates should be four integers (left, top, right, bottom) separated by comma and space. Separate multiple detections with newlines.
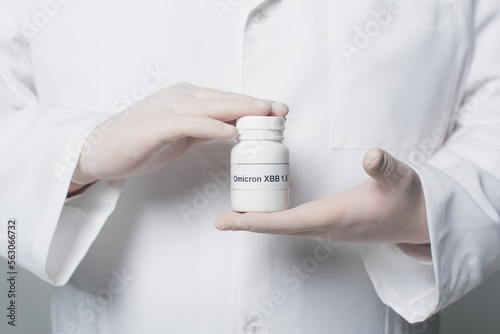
236, 116, 285, 130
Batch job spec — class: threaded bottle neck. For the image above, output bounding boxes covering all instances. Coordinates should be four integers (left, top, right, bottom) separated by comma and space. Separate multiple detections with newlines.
235, 116, 286, 141
237, 129, 284, 141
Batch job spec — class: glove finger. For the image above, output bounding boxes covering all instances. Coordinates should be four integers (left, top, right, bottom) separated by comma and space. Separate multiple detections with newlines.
215, 195, 346, 234
164, 115, 237, 141
175, 98, 288, 120
192, 86, 256, 100
363, 148, 413, 189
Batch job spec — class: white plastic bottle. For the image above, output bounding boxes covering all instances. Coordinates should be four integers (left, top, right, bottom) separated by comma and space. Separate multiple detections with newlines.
231, 116, 289, 212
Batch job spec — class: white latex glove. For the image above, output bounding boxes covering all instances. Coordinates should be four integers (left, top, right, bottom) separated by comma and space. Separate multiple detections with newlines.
71, 83, 288, 188
215, 148, 430, 247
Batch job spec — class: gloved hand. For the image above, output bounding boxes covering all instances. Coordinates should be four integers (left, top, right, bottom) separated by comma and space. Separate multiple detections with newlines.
71, 83, 288, 187
215, 148, 430, 247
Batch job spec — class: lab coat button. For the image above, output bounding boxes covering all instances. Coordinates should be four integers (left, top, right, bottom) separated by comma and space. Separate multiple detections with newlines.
244, 322, 260, 333
252, 11, 268, 24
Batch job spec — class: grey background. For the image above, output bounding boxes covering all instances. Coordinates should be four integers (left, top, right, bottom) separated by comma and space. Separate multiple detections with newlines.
0, 257, 499, 334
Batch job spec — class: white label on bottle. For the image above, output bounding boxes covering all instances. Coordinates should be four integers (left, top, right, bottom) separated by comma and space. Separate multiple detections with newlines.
231, 163, 289, 190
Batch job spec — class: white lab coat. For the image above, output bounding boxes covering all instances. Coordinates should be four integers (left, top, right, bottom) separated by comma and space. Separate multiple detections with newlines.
1, 0, 499, 333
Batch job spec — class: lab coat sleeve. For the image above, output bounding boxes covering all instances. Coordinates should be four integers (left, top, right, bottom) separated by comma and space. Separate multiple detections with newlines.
0, 5, 123, 286
362, 1, 500, 323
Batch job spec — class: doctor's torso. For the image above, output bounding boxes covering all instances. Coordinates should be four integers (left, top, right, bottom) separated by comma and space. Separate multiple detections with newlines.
23, 0, 467, 332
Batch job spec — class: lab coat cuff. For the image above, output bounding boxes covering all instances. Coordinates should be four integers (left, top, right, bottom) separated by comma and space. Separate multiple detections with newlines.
23, 108, 120, 285
362, 163, 445, 323
45, 179, 124, 286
